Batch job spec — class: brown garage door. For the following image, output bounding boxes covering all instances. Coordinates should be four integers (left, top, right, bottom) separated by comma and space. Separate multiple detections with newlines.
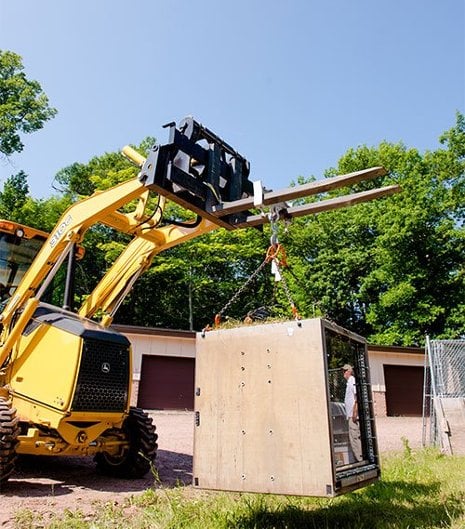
384, 364, 425, 416
138, 355, 195, 410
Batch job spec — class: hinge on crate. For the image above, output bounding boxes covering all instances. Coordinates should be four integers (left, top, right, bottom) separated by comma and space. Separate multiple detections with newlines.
195, 411, 200, 426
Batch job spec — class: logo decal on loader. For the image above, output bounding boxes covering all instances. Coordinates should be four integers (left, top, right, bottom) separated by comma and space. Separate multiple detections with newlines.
101, 362, 111, 374
49, 214, 72, 248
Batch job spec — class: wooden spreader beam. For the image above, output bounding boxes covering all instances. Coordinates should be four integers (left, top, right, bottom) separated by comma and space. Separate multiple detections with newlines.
212, 166, 389, 217
235, 184, 401, 228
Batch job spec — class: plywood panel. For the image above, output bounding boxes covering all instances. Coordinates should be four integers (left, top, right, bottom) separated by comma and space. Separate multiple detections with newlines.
194, 318, 335, 496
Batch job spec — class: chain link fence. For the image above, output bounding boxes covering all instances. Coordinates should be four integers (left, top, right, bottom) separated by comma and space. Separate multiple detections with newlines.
422, 338, 465, 453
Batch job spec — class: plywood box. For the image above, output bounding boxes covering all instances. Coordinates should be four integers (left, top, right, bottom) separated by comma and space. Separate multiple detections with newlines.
194, 318, 379, 497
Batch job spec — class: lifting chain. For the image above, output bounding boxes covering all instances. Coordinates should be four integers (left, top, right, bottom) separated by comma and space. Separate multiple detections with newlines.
202, 208, 301, 334
212, 256, 270, 328
266, 206, 301, 322
270, 255, 301, 322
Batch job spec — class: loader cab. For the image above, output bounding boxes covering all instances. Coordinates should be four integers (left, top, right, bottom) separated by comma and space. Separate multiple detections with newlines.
0, 220, 48, 302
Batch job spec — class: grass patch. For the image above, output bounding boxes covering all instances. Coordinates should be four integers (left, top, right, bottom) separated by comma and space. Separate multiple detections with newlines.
12, 448, 465, 529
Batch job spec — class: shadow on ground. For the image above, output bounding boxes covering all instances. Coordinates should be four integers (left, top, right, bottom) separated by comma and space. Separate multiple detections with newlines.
226, 480, 464, 529
1, 450, 192, 497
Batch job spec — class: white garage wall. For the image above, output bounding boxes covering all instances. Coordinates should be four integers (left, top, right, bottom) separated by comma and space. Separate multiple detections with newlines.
125, 333, 195, 376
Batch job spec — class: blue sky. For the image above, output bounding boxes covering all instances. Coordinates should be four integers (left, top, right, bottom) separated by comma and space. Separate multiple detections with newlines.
1, 0, 464, 198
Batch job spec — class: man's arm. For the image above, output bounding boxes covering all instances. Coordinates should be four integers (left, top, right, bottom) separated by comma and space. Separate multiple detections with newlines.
352, 400, 358, 423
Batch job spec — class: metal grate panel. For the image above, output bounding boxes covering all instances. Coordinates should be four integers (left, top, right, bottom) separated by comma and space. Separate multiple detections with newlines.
325, 331, 378, 469
71, 338, 130, 412
423, 338, 465, 453
429, 340, 465, 398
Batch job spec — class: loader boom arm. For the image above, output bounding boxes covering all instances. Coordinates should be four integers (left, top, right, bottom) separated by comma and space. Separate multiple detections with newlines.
78, 218, 216, 324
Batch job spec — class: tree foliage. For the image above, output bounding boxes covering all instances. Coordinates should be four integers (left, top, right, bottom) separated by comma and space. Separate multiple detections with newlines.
1, 102, 464, 346
117, 226, 273, 330
0, 170, 29, 220
0, 50, 57, 157
283, 112, 465, 345
0, 169, 71, 229
53, 137, 154, 199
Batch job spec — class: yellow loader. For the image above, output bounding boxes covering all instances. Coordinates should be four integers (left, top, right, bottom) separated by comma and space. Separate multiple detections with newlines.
0, 117, 399, 487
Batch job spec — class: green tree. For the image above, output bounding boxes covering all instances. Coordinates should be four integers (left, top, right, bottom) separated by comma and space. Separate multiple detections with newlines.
19, 194, 72, 232
117, 224, 273, 330
0, 168, 71, 228
54, 137, 155, 199
0, 170, 29, 220
284, 113, 465, 345
47, 114, 465, 342
0, 50, 57, 157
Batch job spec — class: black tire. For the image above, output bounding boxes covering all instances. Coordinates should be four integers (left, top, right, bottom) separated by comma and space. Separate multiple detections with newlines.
95, 407, 158, 479
0, 397, 20, 489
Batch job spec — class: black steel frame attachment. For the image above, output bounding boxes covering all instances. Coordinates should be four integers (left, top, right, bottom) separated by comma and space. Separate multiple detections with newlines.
138, 116, 401, 230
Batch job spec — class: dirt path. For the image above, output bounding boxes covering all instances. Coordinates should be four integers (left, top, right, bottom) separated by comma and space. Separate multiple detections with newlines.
0, 413, 423, 527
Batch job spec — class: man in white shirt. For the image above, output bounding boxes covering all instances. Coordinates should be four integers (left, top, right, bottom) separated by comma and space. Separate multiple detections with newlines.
343, 364, 363, 462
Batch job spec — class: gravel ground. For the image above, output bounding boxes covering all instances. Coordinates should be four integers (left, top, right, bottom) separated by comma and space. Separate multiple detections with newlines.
0, 412, 424, 527
152, 412, 425, 465
374, 415, 423, 453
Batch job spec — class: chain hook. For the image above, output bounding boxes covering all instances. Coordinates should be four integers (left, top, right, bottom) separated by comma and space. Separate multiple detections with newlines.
202, 205, 300, 334
271, 256, 302, 325
268, 206, 280, 247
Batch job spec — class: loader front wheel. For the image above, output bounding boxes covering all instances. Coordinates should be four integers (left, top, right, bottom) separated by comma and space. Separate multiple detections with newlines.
95, 407, 158, 479
0, 397, 20, 488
